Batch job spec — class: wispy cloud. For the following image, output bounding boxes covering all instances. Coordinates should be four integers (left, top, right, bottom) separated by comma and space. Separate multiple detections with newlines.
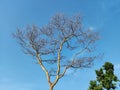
88, 26, 96, 31
115, 64, 120, 69
0, 82, 38, 90
0, 77, 38, 90
114, 64, 120, 76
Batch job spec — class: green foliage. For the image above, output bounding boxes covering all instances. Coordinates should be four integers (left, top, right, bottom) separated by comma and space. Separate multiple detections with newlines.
88, 80, 103, 90
88, 62, 119, 90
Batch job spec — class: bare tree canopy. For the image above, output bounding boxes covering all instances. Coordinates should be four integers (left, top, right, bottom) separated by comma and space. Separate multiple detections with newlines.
13, 13, 100, 90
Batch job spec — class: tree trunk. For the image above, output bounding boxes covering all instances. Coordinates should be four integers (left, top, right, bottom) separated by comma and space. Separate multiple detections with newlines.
50, 86, 53, 90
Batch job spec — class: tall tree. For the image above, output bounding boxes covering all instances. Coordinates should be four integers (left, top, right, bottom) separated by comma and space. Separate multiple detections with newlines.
88, 62, 119, 90
13, 13, 99, 90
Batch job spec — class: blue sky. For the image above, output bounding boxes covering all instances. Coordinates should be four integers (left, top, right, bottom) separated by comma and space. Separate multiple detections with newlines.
0, 0, 120, 90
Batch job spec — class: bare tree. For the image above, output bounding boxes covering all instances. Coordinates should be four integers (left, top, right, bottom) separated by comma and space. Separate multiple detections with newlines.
13, 13, 100, 90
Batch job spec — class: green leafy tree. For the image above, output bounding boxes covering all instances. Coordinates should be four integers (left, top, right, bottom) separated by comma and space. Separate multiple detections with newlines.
88, 62, 119, 90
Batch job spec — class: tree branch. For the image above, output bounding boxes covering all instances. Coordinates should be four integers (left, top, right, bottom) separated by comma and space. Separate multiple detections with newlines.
73, 41, 92, 61
36, 54, 52, 86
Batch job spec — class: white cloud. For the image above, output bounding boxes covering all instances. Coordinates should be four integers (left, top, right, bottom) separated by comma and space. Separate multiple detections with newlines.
115, 64, 120, 69
114, 64, 120, 76
0, 82, 37, 90
0, 77, 38, 90
88, 26, 95, 31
